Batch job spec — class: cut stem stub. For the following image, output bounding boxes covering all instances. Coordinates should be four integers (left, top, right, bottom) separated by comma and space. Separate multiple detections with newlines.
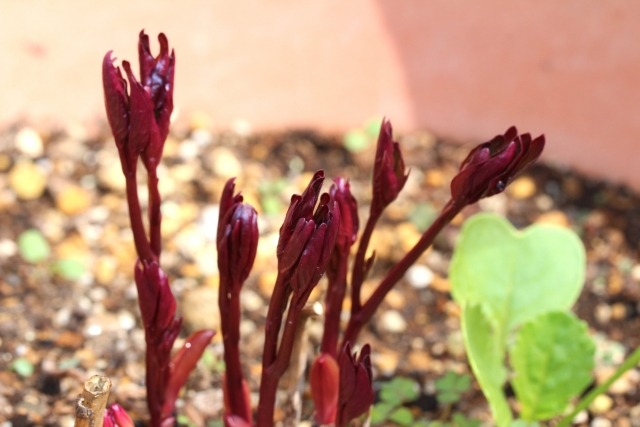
74, 375, 112, 427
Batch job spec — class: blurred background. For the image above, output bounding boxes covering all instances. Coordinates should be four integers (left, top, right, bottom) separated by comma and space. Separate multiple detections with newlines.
1, 0, 639, 188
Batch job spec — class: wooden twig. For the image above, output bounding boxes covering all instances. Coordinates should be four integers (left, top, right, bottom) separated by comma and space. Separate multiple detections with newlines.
74, 375, 112, 427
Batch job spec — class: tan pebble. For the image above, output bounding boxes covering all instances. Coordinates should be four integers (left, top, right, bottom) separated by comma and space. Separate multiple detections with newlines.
424, 170, 445, 187
180, 263, 201, 278
608, 271, 624, 296
596, 366, 638, 395
55, 185, 92, 215
408, 350, 432, 371
181, 286, 219, 332
15, 127, 44, 157
535, 210, 571, 227
373, 350, 399, 375
94, 256, 117, 285
0, 153, 12, 171
369, 227, 394, 259
563, 176, 583, 199
397, 222, 421, 253
209, 147, 242, 179
450, 212, 465, 226
507, 176, 537, 199
55, 331, 84, 349
589, 394, 613, 415
96, 156, 126, 192
611, 303, 627, 320
385, 289, 406, 309
258, 270, 278, 296
444, 301, 461, 318
9, 160, 47, 200
55, 234, 89, 262
430, 275, 451, 293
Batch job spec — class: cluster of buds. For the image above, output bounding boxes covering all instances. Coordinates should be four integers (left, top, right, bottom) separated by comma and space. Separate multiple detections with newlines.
103, 32, 214, 427
103, 31, 544, 427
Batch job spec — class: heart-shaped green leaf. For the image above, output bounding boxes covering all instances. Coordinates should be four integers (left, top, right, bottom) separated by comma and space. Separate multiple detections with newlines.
510, 311, 595, 420
451, 213, 585, 335
461, 304, 512, 427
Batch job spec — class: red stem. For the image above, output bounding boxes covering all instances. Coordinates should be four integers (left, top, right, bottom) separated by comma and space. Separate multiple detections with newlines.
219, 284, 250, 421
321, 251, 349, 357
147, 170, 162, 259
350, 210, 382, 314
125, 172, 154, 262
256, 301, 303, 427
342, 199, 462, 346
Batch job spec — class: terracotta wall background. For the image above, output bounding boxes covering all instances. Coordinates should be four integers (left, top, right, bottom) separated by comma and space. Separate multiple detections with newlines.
1, 1, 639, 188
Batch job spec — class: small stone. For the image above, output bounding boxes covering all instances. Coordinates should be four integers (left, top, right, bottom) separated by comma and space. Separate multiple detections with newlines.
94, 256, 117, 285
9, 160, 47, 200
373, 350, 399, 375
430, 275, 451, 293
96, 152, 126, 192
536, 210, 571, 227
55, 331, 84, 349
384, 289, 405, 309
55, 184, 92, 215
405, 264, 434, 289
596, 367, 638, 394
408, 350, 432, 371
595, 304, 612, 325
611, 303, 627, 320
572, 410, 588, 424
508, 176, 537, 199
608, 271, 624, 296
379, 310, 407, 333
591, 417, 612, 427
181, 286, 219, 332
15, 127, 44, 157
242, 289, 264, 312
630, 404, 640, 427
209, 147, 242, 179
117, 310, 136, 331
0, 238, 17, 258
589, 394, 613, 415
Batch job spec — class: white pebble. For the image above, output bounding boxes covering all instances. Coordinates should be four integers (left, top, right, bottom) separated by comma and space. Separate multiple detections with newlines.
15, 127, 43, 157
405, 264, 434, 289
379, 310, 407, 333
591, 417, 612, 427
117, 310, 136, 330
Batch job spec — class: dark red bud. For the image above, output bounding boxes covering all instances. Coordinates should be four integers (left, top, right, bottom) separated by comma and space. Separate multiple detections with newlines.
138, 31, 175, 144
218, 203, 259, 288
372, 119, 408, 212
451, 127, 545, 205
102, 53, 130, 159
330, 177, 359, 251
337, 343, 374, 427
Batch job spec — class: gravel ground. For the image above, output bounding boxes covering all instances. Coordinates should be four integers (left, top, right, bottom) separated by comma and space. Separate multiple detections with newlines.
1, 117, 639, 426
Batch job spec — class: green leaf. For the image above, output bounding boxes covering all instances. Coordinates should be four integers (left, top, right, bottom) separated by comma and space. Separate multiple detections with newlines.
510, 311, 595, 420
461, 304, 512, 427
388, 407, 414, 426
435, 371, 472, 404
510, 421, 540, 427
18, 229, 50, 263
52, 258, 85, 280
371, 402, 396, 425
450, 212, 585, 353
451, 213, 585, 334
452, 413, 482, 427
343, 130, 370, 152
11, 357, 35, 377
379, 377, 420, 406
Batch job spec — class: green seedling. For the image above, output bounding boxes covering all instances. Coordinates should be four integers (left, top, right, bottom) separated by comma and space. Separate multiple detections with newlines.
18, 228, 86, 280
435, 371, 471, 405
450, 213, 596, 426
343, 118, 383, 152
371, 376, 422, 426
